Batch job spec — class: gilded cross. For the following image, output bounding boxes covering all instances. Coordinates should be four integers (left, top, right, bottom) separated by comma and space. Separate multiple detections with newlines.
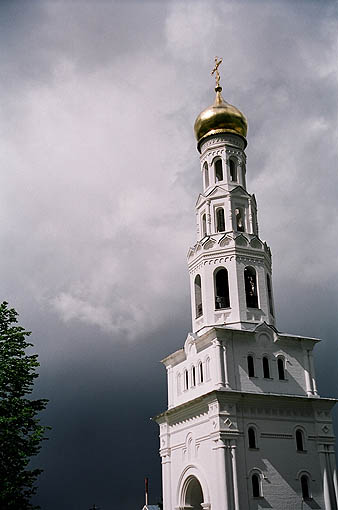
211, 56, 223, 88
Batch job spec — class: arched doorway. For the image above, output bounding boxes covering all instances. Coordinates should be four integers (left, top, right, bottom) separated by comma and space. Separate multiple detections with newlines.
184, 476, 204, 509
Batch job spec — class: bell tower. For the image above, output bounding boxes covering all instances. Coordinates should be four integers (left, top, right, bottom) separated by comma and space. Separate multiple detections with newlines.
155, 59, 337, 510
189, 58, 273, 335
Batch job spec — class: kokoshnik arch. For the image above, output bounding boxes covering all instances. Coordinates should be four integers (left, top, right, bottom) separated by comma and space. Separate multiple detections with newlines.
154, 58, 338, 510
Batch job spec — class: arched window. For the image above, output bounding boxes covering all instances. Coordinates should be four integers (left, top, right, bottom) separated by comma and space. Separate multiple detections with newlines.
267, 274, 274, 316
205, 357, 210, 380
262, 356, 270, 378
216, 208, 225, 232
203, 162, 209, 189
214, 268, 230, 309
194, 275, 203, 318
215, 159, 223, 181
252, 473, 261, 498
184, 369, 189, 390
192, 366, 196, 387
277, 357, 285, 380
248, 427, 257, 449
301, 475, 310, 499
201, 213, 207, 237
177, 373, 181, 395
247, 355, 255, 377
244, 266, 259, 308
235, 207, 245, 232
199, 362, 204, 383
296, 429, 304, 452
229, 158, 237, 181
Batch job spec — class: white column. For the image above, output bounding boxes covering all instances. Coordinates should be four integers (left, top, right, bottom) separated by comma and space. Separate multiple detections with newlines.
161, 452, 172, 510
213, 339, 225, 388
323, 464, 333, 510
230, 440, 239, 510
214, 438, 229, 510
309, 351, 318, 396
227, 197, 233, 231
223, 345, 230, 388
167, 365, 173, 408
303, 349, 313, 396
329, 452, 338, 509
248, 198, 253, 234
206, 200, 211, 235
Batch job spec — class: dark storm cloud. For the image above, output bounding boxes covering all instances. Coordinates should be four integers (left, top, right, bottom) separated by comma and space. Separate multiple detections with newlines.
0, 1, 337, 509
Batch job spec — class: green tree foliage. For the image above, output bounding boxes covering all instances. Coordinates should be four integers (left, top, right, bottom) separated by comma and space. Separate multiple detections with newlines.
0, 301, 49, 509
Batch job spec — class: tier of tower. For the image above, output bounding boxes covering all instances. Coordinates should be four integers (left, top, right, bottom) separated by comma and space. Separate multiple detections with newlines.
188, 133, 274, 333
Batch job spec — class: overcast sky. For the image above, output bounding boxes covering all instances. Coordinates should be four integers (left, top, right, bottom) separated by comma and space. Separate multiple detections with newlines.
1, 1, 337, 509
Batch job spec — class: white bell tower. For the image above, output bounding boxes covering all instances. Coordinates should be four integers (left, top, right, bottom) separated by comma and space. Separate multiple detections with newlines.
155, 60, 337, 510
188, 126, 274, 334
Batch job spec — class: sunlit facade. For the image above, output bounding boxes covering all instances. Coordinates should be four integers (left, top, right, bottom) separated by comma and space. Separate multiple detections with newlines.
155, 70, 338, 510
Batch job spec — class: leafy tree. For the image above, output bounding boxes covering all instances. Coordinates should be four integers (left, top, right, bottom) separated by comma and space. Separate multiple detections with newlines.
0, 301, 49, 509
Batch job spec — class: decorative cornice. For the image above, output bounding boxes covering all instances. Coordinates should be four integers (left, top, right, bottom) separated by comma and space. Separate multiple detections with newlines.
200, 134, 246, 155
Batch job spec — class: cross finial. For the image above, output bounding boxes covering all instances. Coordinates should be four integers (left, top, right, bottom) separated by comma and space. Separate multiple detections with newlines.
211, 56, 223, 89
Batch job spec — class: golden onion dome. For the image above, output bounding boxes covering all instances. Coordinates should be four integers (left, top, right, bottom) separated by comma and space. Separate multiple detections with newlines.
194, 86, 248, 151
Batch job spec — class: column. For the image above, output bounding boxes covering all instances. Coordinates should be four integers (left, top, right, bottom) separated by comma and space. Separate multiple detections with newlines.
213, 438, 229, 510
206, 200, 211, 235
320, 446, 334, 510
230, 440, 240, 510
329, 453, 338, 508
308, 351, 318, 396
167, 365, 173, 408
227, 196, 233, 231
223, 345, 230, 388
303, 349, 313, 396
161, 451, 172, 510
213, 339, 225, 388
323, 465, 333, 510
248, 198, 253, 234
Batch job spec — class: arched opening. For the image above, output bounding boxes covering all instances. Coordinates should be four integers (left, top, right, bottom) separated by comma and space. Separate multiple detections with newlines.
194, 275, 203, 318
201, 214, 207, 237
235, 207, 245, 232
267, 274, 274, 316
277, 357, 285, 380
214, 268, 230, 309
247, 355, 255, 377
199, 362, 204, 383
192, 366, 196, 387
244, 266, 259, 308
263, 356, 270, 378
296, 429, 304, 452
229, 158, 237, 181
216, 207, 225, 232
184, 476, 204, 510
248, 427, 257, 449
301, 475, 310, 500
215, 159, 223, 182
252, 473, 261, 498
203, 162, 209, 189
